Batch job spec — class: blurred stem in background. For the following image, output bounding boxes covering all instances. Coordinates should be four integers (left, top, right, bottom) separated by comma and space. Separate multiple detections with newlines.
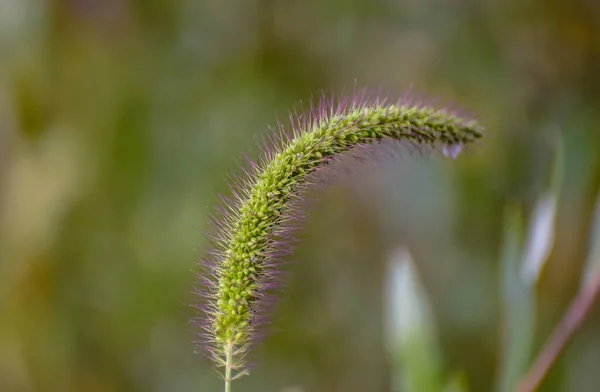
516, 270, 600, 392
517, 186, 600, 392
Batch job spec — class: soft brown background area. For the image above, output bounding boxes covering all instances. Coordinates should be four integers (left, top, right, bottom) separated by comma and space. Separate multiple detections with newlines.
1, 1, 600, 391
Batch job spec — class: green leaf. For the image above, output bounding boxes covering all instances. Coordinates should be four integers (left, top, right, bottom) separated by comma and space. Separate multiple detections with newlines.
386, 247, 444, 392
581, 190, 600, 290
521, 132, 563, 285
444, 371, 471, 392
496, 206, 534, 392
496, 132, 564, 392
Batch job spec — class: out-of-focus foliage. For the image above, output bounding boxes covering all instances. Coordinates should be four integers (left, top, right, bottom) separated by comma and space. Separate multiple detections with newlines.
1, 1, 600, 391
496, 136, 562, 392
386, 247, 444, 392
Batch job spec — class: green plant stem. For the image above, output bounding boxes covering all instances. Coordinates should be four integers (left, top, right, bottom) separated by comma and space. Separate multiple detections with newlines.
224, 341, 233, 392
516, 270, 600, 392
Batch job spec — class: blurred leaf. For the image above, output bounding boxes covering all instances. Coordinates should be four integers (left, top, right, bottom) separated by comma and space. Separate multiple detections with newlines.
521, 132, 563, 285
386, 247, 444, 392
581, 189, 600, 290
444, 371, 470, 392
520, 194, 558, 285
496, 206, 534, 392
496, 132, 564, 391
497, 134, 564, 391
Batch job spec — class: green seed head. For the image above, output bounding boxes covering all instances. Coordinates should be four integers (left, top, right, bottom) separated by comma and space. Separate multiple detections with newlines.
193, 92, 483, 380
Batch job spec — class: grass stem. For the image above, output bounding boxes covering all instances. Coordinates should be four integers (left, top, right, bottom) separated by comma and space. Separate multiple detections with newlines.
516, 271, 600, 392
224, 341, 233, 392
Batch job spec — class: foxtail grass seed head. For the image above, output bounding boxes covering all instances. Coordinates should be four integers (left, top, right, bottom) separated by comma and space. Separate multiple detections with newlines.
192, 90, 483, 382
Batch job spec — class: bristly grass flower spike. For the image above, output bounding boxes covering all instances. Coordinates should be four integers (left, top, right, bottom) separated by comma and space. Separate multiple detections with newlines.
191, 88, 484, 391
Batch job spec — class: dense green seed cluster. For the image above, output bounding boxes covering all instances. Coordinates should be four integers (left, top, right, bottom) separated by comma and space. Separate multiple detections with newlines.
202, 103, 483, 378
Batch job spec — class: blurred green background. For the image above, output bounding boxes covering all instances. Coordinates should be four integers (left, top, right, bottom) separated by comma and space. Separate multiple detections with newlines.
1, 1, 600, 391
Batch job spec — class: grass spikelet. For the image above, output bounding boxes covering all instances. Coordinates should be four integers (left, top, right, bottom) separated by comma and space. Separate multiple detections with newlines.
192, 90, 484, 388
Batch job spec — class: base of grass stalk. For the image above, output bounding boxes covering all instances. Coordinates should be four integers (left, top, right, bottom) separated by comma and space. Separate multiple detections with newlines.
224, 341, 233, 392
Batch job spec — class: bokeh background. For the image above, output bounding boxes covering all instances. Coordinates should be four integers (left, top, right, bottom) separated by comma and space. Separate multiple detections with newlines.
1, 1, 600, 391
